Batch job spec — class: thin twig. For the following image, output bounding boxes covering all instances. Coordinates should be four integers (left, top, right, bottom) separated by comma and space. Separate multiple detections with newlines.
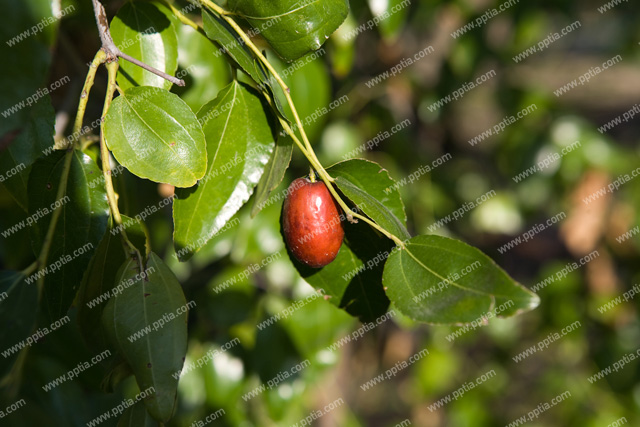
101, 61, 146, 271
91, 0, 185, 86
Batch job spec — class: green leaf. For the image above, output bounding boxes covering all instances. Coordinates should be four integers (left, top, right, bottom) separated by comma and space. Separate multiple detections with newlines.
173, 81, 275, 260
77, 215, 149, 353
382, 235, 540, 324
118, 400, 158, 427
110, 1, 179, 90
201, 9, 264, 84
0, 271, 38, 379
285, 217, 390, 323
102, 253, 188, 423
228, 0, 350, 61
104, 86, 207, 187
0, 95, 55, 210
327, 159, 410, 240
251, 134, 293, 217
28, 150, 109, 321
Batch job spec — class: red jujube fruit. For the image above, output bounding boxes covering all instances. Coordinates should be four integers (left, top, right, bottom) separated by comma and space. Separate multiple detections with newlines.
282, 177, 344, 268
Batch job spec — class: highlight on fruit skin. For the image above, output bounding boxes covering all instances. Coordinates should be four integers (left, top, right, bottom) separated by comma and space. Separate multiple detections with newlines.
282, 177, 345, 268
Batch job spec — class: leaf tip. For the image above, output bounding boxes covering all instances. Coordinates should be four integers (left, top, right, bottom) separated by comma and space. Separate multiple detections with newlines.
527, 290, 541, 310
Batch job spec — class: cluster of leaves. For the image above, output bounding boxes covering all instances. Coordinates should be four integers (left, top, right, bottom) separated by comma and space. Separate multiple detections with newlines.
0, 0, 540, 424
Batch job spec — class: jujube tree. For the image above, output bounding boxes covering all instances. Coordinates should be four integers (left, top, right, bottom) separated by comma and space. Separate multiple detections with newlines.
0, 0, 539, 423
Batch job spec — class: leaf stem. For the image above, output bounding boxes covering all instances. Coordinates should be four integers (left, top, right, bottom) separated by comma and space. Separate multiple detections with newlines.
68, 49, 106, 148
100, 61, 145, 270
100, 62, 122, 226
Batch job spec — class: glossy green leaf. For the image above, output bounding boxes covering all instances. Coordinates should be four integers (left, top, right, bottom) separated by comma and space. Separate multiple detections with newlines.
118, 400, 158, 427
251, 134, 293, 217
0, 271, 38, 378
285, 216, 390, 322
0, 95, 55, 210
28, 150, 109, 321
110, 1, 178, 90
382, 235, 540, 324
201, 9, 263, 84
77, 215, 149, 353
104, 86, 207, 187
173, 81, 275, 261
327, 159, 410, 240
102, 252, 188, 422
173, 24, 232, 112
228, 0, 350, 62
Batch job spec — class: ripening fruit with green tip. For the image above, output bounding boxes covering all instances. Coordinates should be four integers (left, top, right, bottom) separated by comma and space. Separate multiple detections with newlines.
282, 177, 344, 268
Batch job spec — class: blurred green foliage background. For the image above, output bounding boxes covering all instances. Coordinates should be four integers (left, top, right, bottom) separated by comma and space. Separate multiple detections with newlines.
1, 0, 640, 426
